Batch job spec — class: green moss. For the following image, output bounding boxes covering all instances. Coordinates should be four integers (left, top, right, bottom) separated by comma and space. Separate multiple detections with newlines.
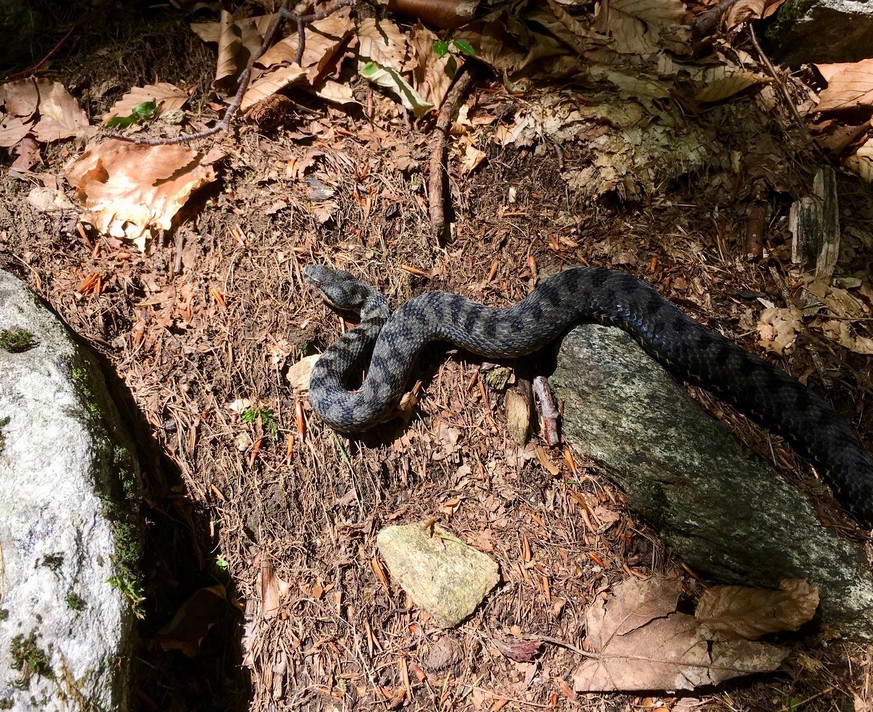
65, 592, 86, 611
40, 552, 64, 572
0, 327, 36, 352
0, 415, 8, 453
0, 608, 8, 621
10, 631, 53, 681
0, 697, 13, 709
68, 354, 146, 618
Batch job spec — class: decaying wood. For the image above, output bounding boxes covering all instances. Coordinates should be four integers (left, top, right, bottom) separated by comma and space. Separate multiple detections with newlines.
789, 166, 839, 277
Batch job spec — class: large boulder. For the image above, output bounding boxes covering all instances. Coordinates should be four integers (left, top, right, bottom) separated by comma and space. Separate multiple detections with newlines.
0, 270, 142, 711
768, 0, 873, 65
550, 324, 873, 641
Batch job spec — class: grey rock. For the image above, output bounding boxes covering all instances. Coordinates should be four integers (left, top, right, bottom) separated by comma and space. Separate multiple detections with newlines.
769, 0, 873, 65
550, 324, 873, 641
0, 270, 141, 711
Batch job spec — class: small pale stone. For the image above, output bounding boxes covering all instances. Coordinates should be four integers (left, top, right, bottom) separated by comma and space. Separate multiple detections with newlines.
376, 523, 500, 628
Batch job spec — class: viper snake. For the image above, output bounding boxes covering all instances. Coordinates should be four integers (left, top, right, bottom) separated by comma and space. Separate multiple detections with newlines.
304, 264, 873, 525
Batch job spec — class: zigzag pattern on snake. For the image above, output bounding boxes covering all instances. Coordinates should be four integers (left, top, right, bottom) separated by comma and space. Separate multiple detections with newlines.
304, 264, 873, 525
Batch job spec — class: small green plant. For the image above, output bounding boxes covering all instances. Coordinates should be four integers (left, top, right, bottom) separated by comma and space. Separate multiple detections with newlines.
241, 406, 279, 438
432, 37, 475, 58
0, 327, 36, 352
10, 632, 53, 680
213, 557, 229, 572
104, 100, 158, 128
65, 592, 86, 611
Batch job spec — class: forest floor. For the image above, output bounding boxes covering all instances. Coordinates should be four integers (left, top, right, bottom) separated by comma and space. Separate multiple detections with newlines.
1, 3, 873, 711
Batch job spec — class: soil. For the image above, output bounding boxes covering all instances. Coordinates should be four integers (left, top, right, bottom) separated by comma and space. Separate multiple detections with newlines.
1, 3, 872, 711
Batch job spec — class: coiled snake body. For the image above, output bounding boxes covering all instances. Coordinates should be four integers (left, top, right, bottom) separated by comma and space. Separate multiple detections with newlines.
304, 264, 873, 525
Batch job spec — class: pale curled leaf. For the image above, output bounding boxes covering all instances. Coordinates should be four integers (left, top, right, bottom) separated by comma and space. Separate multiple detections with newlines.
844, 141, 873, 183
360, 62, 433, 118
757, 307, 802, 354
694, 69, 765, 103
696, 580, 819, 640
65, 139, 217, 246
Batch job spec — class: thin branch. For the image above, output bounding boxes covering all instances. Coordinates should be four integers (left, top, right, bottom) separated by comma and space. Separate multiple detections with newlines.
427, 68, 475, 244
747, 23, 812, 145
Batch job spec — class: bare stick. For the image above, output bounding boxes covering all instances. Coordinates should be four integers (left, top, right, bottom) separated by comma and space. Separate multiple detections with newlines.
533, 375, 560, 447
747, 23, 812, 144
427, 68, 475, 244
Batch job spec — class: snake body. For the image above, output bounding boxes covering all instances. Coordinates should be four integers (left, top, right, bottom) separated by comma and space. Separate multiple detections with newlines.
304, 264, 873, 524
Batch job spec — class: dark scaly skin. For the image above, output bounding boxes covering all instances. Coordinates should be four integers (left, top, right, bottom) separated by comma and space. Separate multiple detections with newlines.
304, 264, 873, 525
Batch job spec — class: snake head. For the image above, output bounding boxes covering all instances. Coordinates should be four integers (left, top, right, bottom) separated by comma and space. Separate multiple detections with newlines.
304, 264, 372, 312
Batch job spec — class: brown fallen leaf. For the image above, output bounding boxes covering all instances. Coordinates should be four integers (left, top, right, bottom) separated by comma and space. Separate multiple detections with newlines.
102, 82, 190, 124
573, 577, 789, 692
815, 58, 873, 114
154, 584, 227, 656
696, 579, 819, 641
31, 80, 91, 143
65, 139, 217, 247
492, 637, 543, 662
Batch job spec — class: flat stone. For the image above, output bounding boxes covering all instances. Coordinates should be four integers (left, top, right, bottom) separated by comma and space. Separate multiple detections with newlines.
377, 523, 500, 628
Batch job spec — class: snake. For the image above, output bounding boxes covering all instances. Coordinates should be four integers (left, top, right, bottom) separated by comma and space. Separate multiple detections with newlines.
304, 263, 873, 525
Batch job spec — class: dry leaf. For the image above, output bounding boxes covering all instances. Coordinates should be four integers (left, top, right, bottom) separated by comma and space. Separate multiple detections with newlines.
0, 116, 32, 149
154, 584, 227, 656
242, 66, 308, 111
757, 306, 802, 354
357, 17, 409, 71
460, 144, 487, 174
696, 579, 819, 640
573, 577, 789, 692
256, 9, 354, 82
31, 80, 91, 142
102, 82, 189, 123
492, 637, 543, 662
65, 139, 217, 247
815, 58, 873, 113
820, 320, 873, 355
191, 11, 277, 89
694, 69, 764, 103
409, 23, 461, 109
0, 78, 40, 118
260, 562, 291, 620
724, 0, 785, 29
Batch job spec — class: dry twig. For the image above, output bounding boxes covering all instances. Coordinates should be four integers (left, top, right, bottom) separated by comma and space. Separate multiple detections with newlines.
428, 69, 476, 244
